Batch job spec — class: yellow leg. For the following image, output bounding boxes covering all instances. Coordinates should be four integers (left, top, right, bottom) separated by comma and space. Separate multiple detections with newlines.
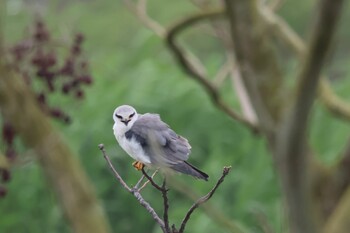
132, 161, 145, 171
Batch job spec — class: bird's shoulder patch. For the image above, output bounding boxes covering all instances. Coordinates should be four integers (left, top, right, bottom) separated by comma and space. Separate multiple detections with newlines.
125, 130, 147, 147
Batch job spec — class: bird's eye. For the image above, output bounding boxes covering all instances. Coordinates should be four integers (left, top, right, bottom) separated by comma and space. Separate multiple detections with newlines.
115, 114, 123, 119
129, 112, 135, 118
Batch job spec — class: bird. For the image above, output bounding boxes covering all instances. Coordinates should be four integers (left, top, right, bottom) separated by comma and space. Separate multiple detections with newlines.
112, 105, 209, 181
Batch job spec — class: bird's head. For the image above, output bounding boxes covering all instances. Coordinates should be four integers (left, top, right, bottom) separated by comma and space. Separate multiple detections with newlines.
113, 105, 138, 130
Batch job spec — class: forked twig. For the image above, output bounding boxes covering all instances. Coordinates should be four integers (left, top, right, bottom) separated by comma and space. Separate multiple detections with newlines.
179, 166, 232, 233
138, 170, 159, 191
98, 144, 166, 232
99, 144, 232, 233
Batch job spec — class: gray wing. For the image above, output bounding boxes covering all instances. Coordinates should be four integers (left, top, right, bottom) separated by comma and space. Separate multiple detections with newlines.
125, 113, 191, 166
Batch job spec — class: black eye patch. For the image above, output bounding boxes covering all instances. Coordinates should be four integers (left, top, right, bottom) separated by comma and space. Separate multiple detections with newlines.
115, 114, 123, 119
129, 112, 135, 118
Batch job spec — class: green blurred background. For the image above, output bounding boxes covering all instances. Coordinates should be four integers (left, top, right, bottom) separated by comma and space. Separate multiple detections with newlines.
1, 0, 350, 232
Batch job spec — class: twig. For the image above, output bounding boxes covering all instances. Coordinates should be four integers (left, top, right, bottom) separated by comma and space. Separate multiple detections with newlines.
98, 144, 166, 232
141, 167, 163, 191
166, 10, 259, 133
179, 166, 232, 233
213, 60, 231, 86
162, 180, 170, 233
141, 168, 171, 232
138, 170, 159, 191
133, 174, 146, 190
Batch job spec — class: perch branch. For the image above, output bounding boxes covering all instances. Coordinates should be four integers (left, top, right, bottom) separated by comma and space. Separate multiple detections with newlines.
162, 180, 170, 233
276, 1, 344, 233
141, 168, 171, 232
178, 166, 232, 233
142, 167, 163, 191
138, 170, 158, 191
166, 10, 259, 133
98, 144, 166, 232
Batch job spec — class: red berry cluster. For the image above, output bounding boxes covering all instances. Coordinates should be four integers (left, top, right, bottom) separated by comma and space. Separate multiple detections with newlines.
1, 20, 93, 198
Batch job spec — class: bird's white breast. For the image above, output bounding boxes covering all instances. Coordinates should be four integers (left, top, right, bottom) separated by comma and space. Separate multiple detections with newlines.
113, 126, 151, 164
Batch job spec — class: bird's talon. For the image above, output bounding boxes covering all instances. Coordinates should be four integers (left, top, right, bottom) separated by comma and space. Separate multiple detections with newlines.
132, 161, 144, 171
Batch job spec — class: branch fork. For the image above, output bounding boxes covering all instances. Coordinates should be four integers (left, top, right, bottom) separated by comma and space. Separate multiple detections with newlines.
98, 144, 231, 233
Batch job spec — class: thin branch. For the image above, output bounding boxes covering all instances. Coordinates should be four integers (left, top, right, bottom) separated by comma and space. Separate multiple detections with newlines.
138, 170, 159, 191
227, 53, 258, 125
179, 166, 232, 233
141, 167, 163, 191
207, 14, 259, 126
122, 0, 165, 37
318, 80, 350, 121
213, 60, 231, 87
225, 0, 283, 138
98, 144, 166, 232
260, 5, 350, 122
162, 180, 170, 233
123, 1, 259, 132
133, 174, 146, 190
166, 10, 259, 133
141, 168, 171, 232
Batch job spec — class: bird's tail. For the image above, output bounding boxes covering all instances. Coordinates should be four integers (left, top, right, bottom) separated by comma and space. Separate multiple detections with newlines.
170, 161, 209, 181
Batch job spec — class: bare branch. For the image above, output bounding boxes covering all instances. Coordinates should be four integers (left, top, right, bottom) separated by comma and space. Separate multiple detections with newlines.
141, 168, 171, 232
213, 60, 231, 87
141, 167, 163, 191
98, 144, 166, 232
123, 1, 258, 132
122, 0, 165, 37
179, 166, 231, 233
318, 80, 350, 121
324, 187, 350, 233
225, 0, 284, 138
162, 180, 170, 233
260, 5, 350, 122
138, 170, 158, 191
227, 54, 258, 125
166, 10, 259, 133
276, 1, 344, 233
133, 174, 146, 190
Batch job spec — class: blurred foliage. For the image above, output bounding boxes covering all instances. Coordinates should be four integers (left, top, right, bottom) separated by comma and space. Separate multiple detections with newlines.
1, 0, 350, 233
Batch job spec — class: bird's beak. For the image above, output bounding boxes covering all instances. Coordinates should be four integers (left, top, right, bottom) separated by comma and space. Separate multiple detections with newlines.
121, 119, 130, 126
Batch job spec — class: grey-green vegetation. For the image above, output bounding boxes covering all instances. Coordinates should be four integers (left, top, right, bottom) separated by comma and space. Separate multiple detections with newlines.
1, 0, 350, 232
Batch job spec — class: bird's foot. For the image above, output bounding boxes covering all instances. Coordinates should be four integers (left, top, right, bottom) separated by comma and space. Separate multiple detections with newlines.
132, 161, 145, 171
